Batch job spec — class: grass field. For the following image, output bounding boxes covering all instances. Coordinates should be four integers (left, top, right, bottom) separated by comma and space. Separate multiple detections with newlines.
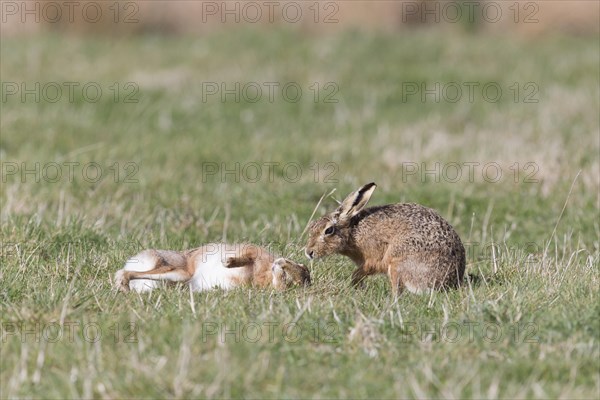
1, 28, 599, 399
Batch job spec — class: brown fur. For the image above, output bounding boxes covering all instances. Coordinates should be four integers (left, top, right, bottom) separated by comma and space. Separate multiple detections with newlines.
305, 183, 465, 295
271, 258, 312, 290
116, 243, 310, 292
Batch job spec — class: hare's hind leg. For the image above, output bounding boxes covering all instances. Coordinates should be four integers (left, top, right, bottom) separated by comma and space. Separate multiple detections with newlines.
116, 250, 162, 292
119, 250, 189, 293
125, 265, 192, 287
114, 269, 131, 292
395, 256, 435, 295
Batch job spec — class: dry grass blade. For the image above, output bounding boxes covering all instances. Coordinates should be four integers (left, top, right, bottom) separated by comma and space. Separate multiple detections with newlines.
300, 187, 336, 240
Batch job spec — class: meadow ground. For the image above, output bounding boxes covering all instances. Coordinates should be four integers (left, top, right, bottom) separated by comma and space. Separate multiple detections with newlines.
1, 28, 599, 398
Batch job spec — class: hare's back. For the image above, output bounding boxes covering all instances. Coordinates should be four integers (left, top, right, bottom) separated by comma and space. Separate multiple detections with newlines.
357, 203, 463, 249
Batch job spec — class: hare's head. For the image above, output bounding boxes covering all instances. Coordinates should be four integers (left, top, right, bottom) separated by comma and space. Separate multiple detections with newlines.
305, 182, 377, 260
271, 258, 311, 290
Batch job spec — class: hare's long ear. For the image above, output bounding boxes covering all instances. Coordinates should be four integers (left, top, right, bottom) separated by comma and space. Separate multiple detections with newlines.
334, 182, 376, 223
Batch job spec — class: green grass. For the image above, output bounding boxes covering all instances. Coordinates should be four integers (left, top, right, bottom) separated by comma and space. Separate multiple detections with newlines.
1, 28, 599, 399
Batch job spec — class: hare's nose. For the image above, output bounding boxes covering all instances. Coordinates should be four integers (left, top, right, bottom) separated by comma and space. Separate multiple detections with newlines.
306, 249, 314, 259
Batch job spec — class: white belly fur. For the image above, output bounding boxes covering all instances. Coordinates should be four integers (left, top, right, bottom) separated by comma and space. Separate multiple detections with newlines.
404, 281, 432, 295
189, 250, 250, 292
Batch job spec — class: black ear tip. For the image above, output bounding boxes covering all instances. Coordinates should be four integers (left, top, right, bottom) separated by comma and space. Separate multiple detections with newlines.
359, 182, 377, 194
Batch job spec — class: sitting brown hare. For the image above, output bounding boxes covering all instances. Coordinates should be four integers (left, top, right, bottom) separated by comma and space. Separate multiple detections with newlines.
305, 183, 465, 295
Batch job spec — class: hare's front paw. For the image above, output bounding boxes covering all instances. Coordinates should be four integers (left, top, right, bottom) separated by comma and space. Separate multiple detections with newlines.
351, 269, 368, 289
114, 270, 131, 292
224, 257, 237, 268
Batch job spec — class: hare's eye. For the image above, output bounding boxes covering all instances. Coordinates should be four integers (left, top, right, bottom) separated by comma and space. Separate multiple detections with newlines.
324, 226, 335, 235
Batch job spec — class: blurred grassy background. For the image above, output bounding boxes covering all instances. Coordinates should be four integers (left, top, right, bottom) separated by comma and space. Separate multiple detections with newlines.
2, 0, 599, 36
1, 1, 599, 399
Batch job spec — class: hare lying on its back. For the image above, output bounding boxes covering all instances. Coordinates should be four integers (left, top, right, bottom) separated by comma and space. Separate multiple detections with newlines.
305, 183, 465, 295
115, 243, 310, 293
